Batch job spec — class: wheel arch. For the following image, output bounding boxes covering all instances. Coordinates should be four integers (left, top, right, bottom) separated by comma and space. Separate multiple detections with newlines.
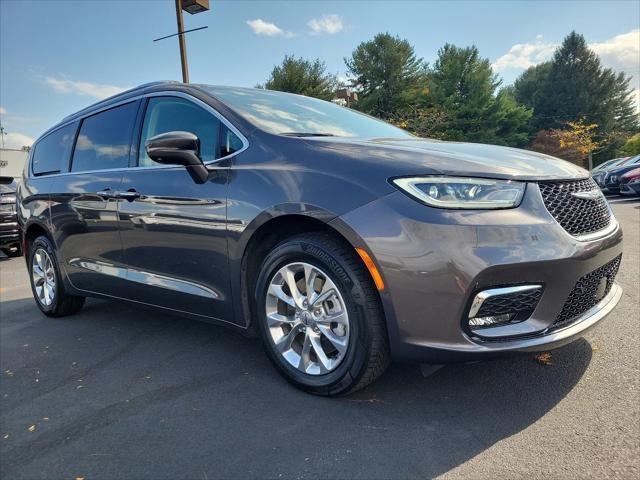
22, 221, 52, 258
237, 210, 386, 334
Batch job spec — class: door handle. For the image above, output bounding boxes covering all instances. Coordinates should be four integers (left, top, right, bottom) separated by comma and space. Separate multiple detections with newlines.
96, 188, 115, 199
115, 189, 141, 201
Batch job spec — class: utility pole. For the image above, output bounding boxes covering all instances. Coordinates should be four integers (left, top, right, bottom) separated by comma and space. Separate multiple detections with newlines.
154, 1, 210, 83
175, 0, 190, 83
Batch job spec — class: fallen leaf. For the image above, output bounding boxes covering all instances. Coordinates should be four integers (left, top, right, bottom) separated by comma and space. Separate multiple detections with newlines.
535, 352, 553, 366
28, 425, 36, 432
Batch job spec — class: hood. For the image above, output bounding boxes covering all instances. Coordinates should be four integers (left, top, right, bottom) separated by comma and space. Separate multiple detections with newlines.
608, 163, 640, 176
303, 137, 589, 182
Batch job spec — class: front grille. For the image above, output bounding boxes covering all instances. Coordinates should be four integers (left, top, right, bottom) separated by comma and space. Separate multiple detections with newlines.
553, 255, 621, 329
539, 178, 611, 236
475, 287, 543, 319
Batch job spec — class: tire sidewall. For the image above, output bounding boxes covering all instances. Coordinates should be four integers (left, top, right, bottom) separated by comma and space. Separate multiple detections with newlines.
28, 236, 61, 314
255, 236, 371, 395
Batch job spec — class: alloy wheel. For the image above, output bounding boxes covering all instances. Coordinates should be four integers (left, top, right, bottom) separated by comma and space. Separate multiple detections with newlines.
265, 262, 350, 375
32, 248, 56, 307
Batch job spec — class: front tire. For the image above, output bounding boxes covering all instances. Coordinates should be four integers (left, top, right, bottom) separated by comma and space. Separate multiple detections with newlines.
254, 233, 390, 396
28, 236, 85, 317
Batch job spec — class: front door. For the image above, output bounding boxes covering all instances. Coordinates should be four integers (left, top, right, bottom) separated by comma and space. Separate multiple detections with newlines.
117, 95, 244, 322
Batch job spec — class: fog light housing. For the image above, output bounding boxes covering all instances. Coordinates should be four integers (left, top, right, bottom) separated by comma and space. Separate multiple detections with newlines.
467, 285, 543, 333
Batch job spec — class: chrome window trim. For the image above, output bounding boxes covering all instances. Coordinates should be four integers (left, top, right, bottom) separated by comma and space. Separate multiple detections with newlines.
28, 90, 249, 179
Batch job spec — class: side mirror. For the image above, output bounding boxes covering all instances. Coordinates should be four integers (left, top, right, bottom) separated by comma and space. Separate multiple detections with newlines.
145, 131, 209, 183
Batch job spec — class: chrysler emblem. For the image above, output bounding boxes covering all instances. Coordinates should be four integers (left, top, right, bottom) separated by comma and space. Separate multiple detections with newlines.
570, 190, 602, 201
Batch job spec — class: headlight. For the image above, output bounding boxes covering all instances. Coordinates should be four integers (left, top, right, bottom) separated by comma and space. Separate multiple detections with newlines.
392, 176, 525, 209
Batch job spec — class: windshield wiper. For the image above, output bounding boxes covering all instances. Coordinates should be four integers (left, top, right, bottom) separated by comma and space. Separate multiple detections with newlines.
279, 132, 336, 137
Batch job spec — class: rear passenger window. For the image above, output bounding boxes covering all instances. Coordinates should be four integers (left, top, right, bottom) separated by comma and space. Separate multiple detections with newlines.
32, 123, 77, 176
71, 102, 138, 172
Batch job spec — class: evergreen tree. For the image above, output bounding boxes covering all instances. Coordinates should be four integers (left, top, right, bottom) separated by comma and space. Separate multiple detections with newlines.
261, 55, 338, 101
514, 31, 639, 159
422, 44, 532, 146
344, 33, 427, 118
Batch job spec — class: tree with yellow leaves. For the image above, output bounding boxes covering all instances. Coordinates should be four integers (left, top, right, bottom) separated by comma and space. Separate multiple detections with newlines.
531, 119, 603, 169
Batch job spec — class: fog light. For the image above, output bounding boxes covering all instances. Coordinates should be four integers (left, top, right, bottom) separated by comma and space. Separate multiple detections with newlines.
469, 313, 513, 328
467, 284, 543, 333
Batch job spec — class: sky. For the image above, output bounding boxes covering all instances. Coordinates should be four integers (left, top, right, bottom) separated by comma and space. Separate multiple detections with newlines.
1, 0, 639, 149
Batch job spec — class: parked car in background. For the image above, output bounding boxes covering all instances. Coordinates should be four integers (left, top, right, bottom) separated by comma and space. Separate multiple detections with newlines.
592, 157, 630, 188
0, 177, 22, 257
593, 157, 627, 173
619, 167, 640, 196
602, 155, 640, 194
17, 82, 623, 395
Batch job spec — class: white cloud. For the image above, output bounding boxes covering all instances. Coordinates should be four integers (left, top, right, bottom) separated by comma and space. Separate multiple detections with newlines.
246, 19, 293, 37
44, 77, 129, 100
2, 132, 34, 149
0, 106, 6, 115
492, 34, 556, 72
493, 30, 640, 76
590, 29, 640, 75
493, 29, 640, 112
307, 14, 343, 35
631, 88, 640, 114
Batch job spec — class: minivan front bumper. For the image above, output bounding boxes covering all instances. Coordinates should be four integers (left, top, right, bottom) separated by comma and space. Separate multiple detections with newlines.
333, 184, 623, 363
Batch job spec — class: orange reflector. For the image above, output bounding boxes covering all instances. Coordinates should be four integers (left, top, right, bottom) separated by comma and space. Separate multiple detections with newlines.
355, 248, 385, 291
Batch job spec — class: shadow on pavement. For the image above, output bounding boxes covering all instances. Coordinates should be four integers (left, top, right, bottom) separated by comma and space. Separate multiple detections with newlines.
0, 297, 593, 479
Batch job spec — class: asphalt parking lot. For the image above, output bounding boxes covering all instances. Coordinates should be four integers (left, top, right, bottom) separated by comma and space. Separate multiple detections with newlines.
1, 197, 638, 480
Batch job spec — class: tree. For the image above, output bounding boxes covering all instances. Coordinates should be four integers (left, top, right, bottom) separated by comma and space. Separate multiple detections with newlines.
260, 55, 338, 101
513, 62, 552, 132
530, 119, 603, 167
418, 44, 532, 146
514, 31, 639, 160
344, 33, 427, 118
618, 133, 640, 156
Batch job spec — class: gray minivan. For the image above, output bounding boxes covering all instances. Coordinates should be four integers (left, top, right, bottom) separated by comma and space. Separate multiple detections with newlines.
18, 82, 623, 395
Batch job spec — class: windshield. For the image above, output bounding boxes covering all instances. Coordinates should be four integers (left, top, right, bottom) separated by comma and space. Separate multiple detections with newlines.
203, 86, 413, 139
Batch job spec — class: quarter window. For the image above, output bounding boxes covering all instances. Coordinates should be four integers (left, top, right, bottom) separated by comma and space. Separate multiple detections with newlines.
71, 102, 138, 172
138, 97, 241, 167
31, 122, 77, 176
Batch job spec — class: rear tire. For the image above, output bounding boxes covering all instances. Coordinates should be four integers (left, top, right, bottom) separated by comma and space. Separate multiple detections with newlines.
28, 236, 85, 317
254, 233, 390, 396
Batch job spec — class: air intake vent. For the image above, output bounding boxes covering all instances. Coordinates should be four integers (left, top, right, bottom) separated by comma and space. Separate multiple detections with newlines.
553, 254, 622, 330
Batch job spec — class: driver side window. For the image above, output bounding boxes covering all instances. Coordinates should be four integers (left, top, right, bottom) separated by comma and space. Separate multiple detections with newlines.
138, 96, 239, 167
